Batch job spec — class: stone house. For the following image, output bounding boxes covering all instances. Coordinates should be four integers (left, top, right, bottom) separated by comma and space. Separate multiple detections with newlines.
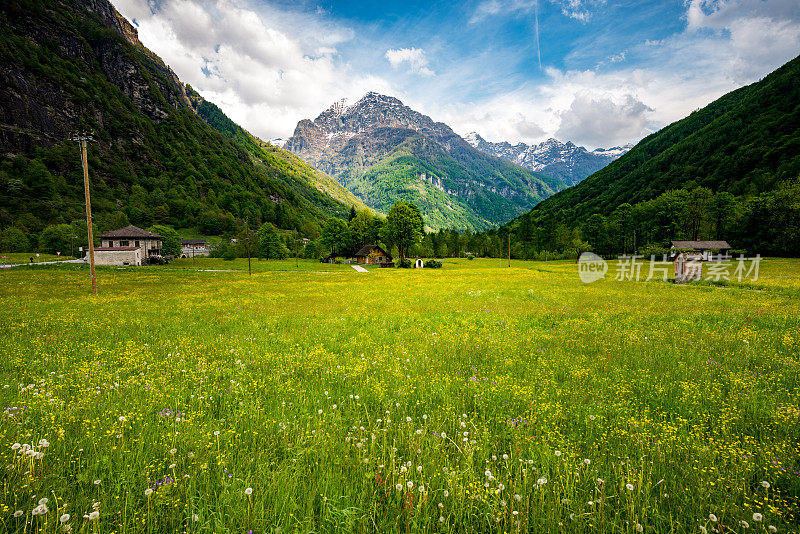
94, 225, 163, 266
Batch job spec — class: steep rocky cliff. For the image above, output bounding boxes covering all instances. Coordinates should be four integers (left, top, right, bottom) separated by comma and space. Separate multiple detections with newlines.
0, 0, 357, 235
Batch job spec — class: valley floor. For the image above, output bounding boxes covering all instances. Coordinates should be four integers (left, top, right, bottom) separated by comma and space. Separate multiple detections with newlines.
1, 258, 799, 532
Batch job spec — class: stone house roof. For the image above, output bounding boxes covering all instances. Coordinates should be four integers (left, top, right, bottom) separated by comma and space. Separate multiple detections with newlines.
99, 225, 162, 239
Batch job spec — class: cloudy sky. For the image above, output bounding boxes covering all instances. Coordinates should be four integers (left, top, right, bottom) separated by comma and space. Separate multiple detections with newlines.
113, 0, 799, 149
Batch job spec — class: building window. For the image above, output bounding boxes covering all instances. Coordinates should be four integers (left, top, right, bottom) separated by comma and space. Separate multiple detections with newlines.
108, 241, 114, 247
135, 241, 140, 247
120, 240, 129, 246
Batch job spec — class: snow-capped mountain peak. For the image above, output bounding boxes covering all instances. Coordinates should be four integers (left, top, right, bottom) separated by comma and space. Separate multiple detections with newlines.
463, 133, 633, 186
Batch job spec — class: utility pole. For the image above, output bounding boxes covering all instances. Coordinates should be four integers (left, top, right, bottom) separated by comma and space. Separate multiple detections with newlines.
244, 220, 252, 276
73, 135, 97, 294
294, 229, 299, 268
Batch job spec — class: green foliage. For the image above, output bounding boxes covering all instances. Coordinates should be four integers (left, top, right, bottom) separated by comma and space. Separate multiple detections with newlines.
337, 134, 557, 230
496, 55, 800, 258
397, 258, 413, 268
424, 259, 442, 268
37, 224, 73, 254
256, 223, 289, 260
382, 201, 424, 260
148, 225, 181, 256
320, 219, 350, 254
0, 227, 29, 252
0, 0, 356, 242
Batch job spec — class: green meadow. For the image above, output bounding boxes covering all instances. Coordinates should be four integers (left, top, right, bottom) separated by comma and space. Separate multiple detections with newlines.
0, 258, 798, 533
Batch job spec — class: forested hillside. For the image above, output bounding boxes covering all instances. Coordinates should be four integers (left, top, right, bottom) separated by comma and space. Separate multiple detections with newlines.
498, 54, 800, 258
0, 0, 355, 252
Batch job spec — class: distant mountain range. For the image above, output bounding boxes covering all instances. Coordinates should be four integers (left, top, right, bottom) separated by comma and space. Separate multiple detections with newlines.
286, 93, 566, 230
464, 133, 632, 187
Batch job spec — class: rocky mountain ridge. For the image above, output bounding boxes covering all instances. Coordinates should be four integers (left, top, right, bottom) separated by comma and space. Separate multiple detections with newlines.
286, 92, 565, 229
464, 132, 632, 186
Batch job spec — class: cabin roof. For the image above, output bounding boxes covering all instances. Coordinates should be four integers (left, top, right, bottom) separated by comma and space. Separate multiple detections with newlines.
671, 240, 731, 249
354, 244, 390, 257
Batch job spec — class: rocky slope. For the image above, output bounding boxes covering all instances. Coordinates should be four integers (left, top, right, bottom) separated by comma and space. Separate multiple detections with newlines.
286, 93, 565, 230
464, 132, 631, 187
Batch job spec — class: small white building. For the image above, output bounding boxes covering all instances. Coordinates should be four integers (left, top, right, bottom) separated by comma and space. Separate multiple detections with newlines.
95, 225, 163, 266
181, 238, 210, 258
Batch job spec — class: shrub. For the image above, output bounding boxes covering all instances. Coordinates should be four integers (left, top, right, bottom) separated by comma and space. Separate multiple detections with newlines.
397, 258, 412, 268
424, 259, 442, 269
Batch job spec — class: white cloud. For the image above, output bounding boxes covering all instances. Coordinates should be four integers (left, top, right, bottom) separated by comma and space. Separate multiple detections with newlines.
384, 48, 435, 76
112, 0, 392, 140
685, 0, 800, 84
556, 93, 652, 146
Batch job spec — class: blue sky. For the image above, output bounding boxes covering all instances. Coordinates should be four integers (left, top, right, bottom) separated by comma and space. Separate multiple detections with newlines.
114, 0, 799, 148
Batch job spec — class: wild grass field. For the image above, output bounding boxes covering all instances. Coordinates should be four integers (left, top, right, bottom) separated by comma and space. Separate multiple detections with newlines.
0, 258, 798, 533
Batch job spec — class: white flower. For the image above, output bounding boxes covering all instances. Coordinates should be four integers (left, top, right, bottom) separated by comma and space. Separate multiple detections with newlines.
245, 488, 253, 495
169, 463, 176, 469
439, 516, 445, 523
395, 483, 403, 491
32, 504, 48, 515
502, 454, 509, 460
740, 520, 749, 528
417, 466, 423, 472
423, 414, 428, 420
317, 409, 323, 414
485, 470, 492, 478
752, 513, 763, 522
213, 431, 220, 436
118, 416, 126, 422
192, 514, 199, 522
88, 511, 99, 520
443, 490, 449, 498
11, 443, 20, 450
498, 483, 505, 491
93, 479, 101, 485
554, 450, 561, 456
441, 432, 446, 438
169, 448, 177, 455
636, 524, 643, 532
144, 488, 153, 496
699, 527, 707, 534
13, 510, 22, 517
60, 514, 70, 523
419, 486, 425, 493
761, 481, 770, 489
407, 481, 414, 489
406, 417, 412, 422
537, 478, 547, 485
38, 498, 48, 505
584, 458, 591, 465
626, 484, 634, 491
769, 526, 777, 533
709, 513, 718, 522
514, 494, 522, 501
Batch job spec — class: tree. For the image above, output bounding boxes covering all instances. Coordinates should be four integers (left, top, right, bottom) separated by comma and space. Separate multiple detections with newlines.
381, 201, 424, 260
149, 225, 181, 256
257, 223, 289, 259
38, 224, 72, 254
349, 209, 375, 250
711, 191, 737, 240
348, 206, 357, 222
320, 218, 350, 254
0, 227, 29, 252
685, 187, 713, 240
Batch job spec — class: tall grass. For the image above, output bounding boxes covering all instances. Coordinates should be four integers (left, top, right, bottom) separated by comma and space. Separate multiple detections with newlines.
0, 259, 798, 532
